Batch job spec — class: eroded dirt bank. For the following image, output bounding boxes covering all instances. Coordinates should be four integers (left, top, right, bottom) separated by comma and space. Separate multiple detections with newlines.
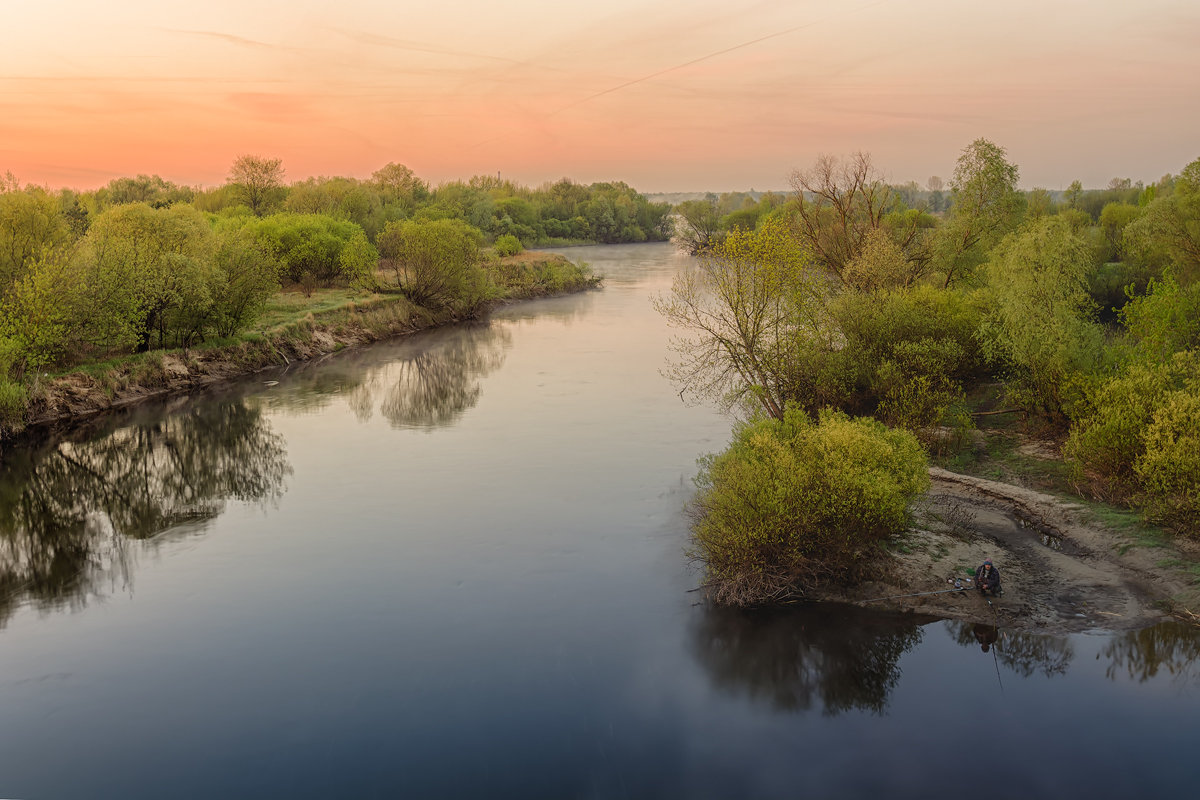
819, 469, 1200, 634
11, 298, 445, 440
7, 279, 599, 445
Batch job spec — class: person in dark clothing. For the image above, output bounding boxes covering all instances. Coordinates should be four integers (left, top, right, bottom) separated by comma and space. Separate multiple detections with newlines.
976, 558, 1002, 596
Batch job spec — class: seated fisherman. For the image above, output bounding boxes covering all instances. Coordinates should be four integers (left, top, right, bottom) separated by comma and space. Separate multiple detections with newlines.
975, 558, 1002, 596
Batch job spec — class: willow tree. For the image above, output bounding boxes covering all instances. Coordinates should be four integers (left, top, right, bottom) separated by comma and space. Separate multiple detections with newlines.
935, 138, 1023, 286
980, 216, 1103, 418
653, 219, 838, 420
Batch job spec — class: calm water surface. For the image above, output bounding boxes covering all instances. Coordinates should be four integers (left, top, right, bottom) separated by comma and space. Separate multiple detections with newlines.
1, 243, 1198, 798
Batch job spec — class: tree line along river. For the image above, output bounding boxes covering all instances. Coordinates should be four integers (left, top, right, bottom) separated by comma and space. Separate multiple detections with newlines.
0, 243, 1197, 799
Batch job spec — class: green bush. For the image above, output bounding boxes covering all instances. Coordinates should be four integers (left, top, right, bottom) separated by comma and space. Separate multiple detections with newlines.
691, 406, 929, 606
831, 284, 983, 427
493, 234, 523, 257
376, 218, 493, 312
1119, 273, 1200, 362
1137, 389, 1200, 532
979, 217, 1104, 420
1066, 350, 1200, 529
239, 213, 367, 286
875, 337, 966, 432
488, 255, 596, 297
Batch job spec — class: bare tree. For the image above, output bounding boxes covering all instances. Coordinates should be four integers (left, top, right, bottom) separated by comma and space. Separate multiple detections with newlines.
228, 155, 285, 216
789, 152, 931, 286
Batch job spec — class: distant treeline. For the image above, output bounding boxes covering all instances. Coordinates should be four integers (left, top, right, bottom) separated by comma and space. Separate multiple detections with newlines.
0, 159, 664, 422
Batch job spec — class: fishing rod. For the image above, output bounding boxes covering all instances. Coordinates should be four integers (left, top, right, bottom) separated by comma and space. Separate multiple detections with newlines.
859, 578, 974, 604
986, 597, 1005, 694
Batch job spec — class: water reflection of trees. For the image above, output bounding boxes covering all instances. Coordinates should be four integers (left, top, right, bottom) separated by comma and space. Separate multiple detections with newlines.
374, 326, 509, 428
266, 324, 510, 429
949, 622, 1075, 678
0, 402, 291, 625
1102, 622, 1200, 685
691, 603, 925, 715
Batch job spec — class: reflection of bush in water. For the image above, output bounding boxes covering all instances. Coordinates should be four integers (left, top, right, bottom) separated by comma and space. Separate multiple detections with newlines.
355, 326, 510, 428
692, 604, 924, 715
263, 324, 510, 428
949, 622, 1074, 678
0, 402, 290, 624
1102, 622, 1200, 684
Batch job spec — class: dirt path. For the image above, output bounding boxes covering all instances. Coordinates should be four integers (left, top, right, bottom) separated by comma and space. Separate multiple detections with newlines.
821, 469, 1200, 634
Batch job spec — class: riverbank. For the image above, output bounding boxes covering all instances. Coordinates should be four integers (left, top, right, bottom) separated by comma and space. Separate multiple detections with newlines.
3, 253, 601, 443
820, 463, 1200, 634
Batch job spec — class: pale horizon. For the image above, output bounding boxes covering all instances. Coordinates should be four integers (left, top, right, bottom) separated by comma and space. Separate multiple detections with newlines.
3, 0, 1197, 194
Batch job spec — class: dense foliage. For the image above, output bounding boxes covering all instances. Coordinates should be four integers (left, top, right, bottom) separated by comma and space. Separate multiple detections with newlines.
691, 406, 929, 606
662, 145, 1200, 597
0, 160, 664, 425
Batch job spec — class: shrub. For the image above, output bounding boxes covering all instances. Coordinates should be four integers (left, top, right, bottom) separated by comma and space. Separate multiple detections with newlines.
488, 255, 597, 297
493, 234, 523, 257
376, 218, 493, 312
691, 406, 929, 606
1066, 350, 1200, 530
1137, 389, 1200, 532
1119, 273, 1200, 362
875, 337, 966, 432
240, 213, 366, 286
832, 284, 984, 428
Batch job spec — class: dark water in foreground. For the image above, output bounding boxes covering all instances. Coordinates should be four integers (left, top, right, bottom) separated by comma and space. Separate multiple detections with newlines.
1, 243, 1198, 799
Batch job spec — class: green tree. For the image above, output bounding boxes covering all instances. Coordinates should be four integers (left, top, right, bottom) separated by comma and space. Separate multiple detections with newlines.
371, 162, 429, 208
654, 220, 827, 419
832, 284, 984, 432
1063, 180, 1083, 210
1124, 157, 1200, 282
1119, 272, 1200, 362
673, 196, 722, 254
285, 176, 381, 237
0, 249, 83, 377
935, 138, 1023, 286
241, 213, 367, 288
228, 155, 285, 217
208, 227, 281, 337
99, 174, 193, 209
980, 217, 1103, 419
0, 187, 71, 290
79, 203, 215, 351
338, 229, 378, 289
1098, 202, 1141, 262
376, 218, 492, 312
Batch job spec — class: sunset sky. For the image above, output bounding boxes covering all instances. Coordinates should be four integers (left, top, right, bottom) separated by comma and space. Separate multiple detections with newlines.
3, 0, 1197, 192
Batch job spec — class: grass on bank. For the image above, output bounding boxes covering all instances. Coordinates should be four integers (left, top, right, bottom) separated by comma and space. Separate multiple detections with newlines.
5, 252, 596, 435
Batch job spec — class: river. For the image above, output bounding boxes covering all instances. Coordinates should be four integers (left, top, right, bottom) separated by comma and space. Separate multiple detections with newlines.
1, 243, 1197, 798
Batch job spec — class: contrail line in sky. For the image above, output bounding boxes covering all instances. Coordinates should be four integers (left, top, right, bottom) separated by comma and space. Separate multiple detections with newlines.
554, 0, 897, 114
473, 0, 898, 149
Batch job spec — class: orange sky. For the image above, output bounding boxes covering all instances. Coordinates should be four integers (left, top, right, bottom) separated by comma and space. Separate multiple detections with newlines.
2, 0, 1198, 192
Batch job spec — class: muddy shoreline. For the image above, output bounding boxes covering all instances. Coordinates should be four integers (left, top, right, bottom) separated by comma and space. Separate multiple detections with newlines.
817, 468, 1200, 634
